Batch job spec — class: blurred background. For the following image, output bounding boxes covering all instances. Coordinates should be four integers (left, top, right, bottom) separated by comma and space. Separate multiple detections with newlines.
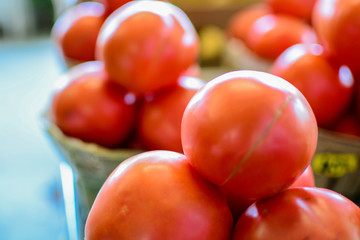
0, 1, 68, 240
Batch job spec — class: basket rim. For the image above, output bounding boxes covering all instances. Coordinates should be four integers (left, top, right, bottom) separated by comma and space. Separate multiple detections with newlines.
40, 110, 144, 160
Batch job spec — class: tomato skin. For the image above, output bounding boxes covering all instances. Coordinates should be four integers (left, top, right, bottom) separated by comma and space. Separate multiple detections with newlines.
181, 70, 318, 202
51, 2, 105, 63
289, 165, 315, 188
265, 0, 317, 22
97, 0, 132, 16
98, 0, 167, 16
232, 187, 360, 240
225, 164, 315, 221
312, 0, 360, 73
51, 61, 137, 148
84, 150, 233, 240
226, 3, 272, 41
245, 14, 317, 60
96, 1, 199, 95
271, 43, 355, 127
138, 76, 205, 153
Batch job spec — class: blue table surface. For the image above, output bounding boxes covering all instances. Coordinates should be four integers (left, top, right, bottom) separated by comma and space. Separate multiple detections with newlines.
0, 37, 69, 240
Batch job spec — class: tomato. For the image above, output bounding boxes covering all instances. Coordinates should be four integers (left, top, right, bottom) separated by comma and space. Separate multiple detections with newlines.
232, 187, 360, 240
271, 43, 355, 127
96, 0, 199, 95
97, 0, 132, 16
224, 164, 315, 221
265, 0, 317, 22
331, 113, 360, 138
98, 0, 167, 16
181, 70, 318, 203
84, 150, 233, 239
226, 3, 272, 41
138, 76, 205, 153
289, 165, 315, 188
180, 63, 202, 78
51, 2, 106, 64
245, 13, 317, 60
313, 0, 360, 73
50, 61, 137, 148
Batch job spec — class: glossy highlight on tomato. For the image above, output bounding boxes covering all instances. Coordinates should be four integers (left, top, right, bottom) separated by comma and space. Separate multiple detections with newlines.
245, 13, 317, 60
96, 0, 199, 95
50, 61, 137, 148
181, 70, 318, 203
226, 3, 272, 41
312, 0, 360, 73
271, 43, 355, 127
85, 150, 233, 239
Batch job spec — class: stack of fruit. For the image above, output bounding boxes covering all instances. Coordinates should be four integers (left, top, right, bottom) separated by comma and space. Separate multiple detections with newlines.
47, 0, 204, 213
84, 70, 360, 239
45, 0, 360, 239
225, 0, 360, 200
226, 0, 360, 136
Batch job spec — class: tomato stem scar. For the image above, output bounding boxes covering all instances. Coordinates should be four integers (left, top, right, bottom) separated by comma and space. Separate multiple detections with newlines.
220, 95, 294, 186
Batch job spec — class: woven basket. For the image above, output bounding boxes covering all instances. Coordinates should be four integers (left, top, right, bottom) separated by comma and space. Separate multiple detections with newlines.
42, 114, 143, 215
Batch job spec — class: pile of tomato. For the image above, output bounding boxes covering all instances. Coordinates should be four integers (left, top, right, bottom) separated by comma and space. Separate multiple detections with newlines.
227, 0, 360, 136
49, 0, 360, 239
50, 0, 203, 152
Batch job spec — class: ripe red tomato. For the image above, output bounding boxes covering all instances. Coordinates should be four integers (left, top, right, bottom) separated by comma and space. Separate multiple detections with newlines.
331, 113, 360, 138
245, 14, 317, 60
98, 0, 168, 16
51, 2, 106, 64
84, 150, 233, 239
226, 3, 272, 41
97, 0, 132, 16
271, 43, 355, 127
265, 0, 317, 22
96, 0, 199, 95
51, 61, 137, 148
180, 63, 202, 78
138, 76, 205, 153
289, 165, 315, 188
181, 70, 318, 203
312, 0, 360, 73
232, 187, 360, 239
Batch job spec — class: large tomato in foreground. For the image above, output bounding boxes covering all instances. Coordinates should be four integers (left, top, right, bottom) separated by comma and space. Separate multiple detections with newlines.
138, 76, 205, 153
96, 0, 199, 95
85, 151, 233, 239
51, 61, 137, 148
181, 70, 318, 203
312, 0, 360, 73
51, 2, 105, 64
232, 187, 360, 240
271, 43, 355, 127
